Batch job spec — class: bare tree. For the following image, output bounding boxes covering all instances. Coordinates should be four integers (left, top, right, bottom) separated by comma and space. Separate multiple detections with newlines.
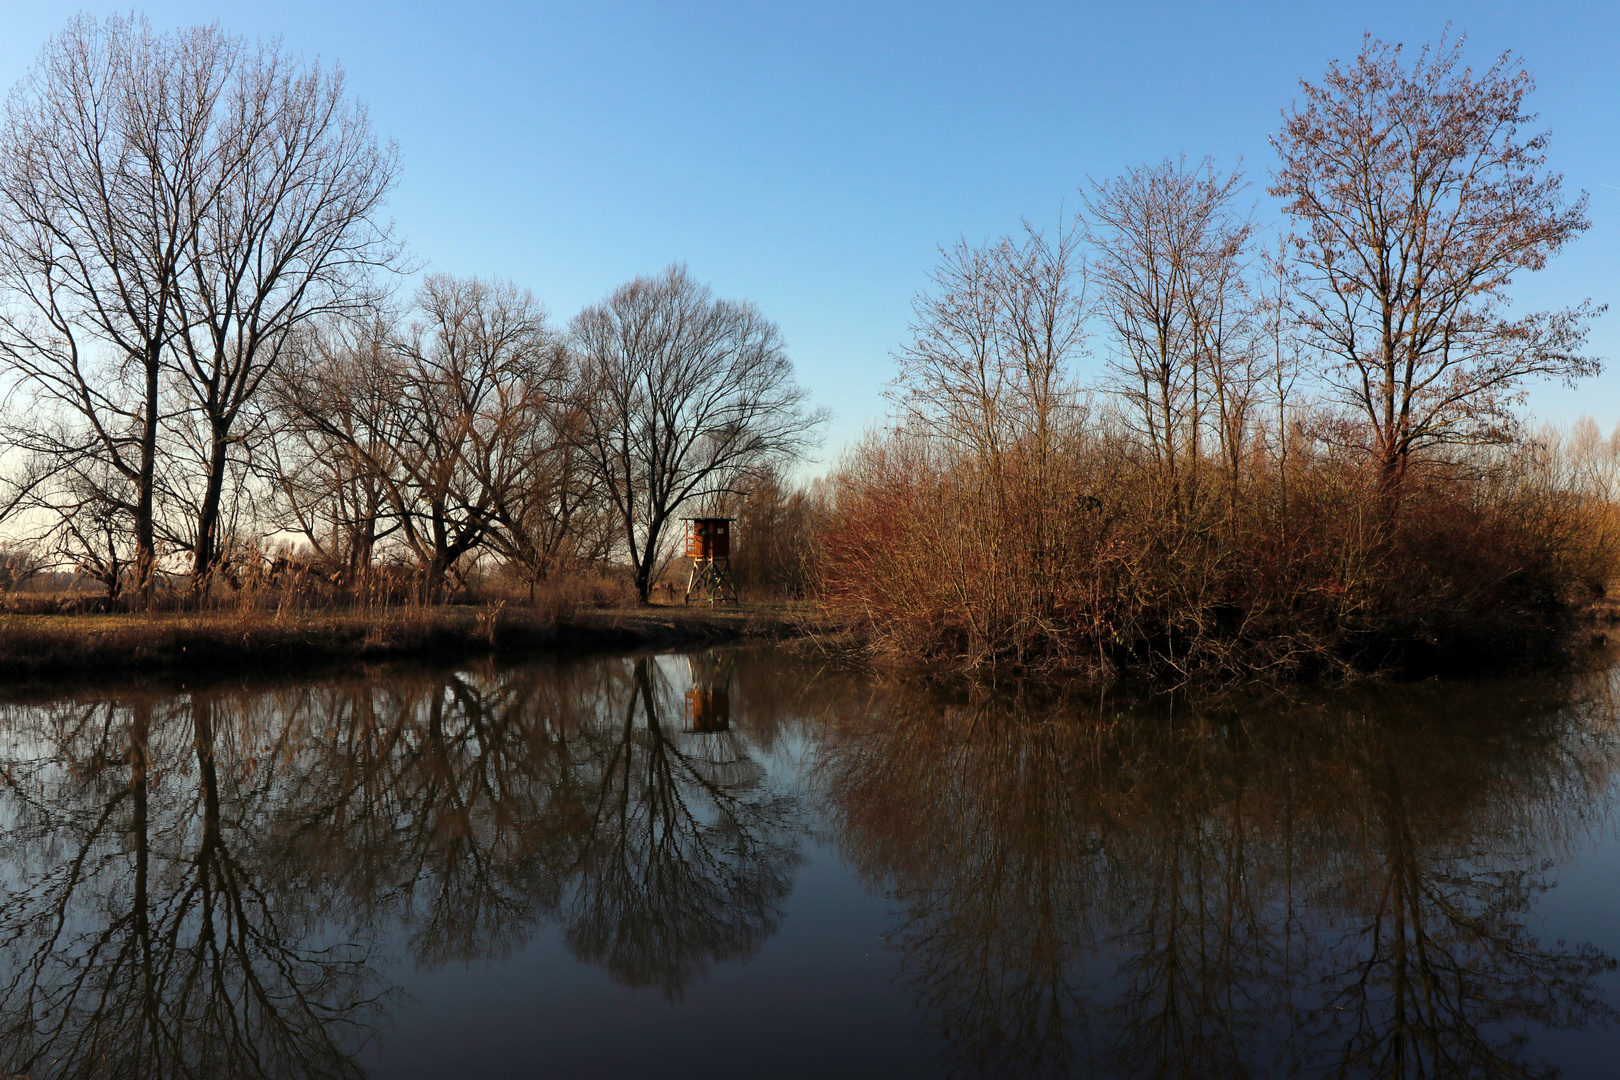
274, 276, 564, 600
891, 222, 1086, 471
0, 15, 232, 597
167, 38, 399, 588
1085, 157, 1253, 519
266, 317, 404, 582
1271, 32, 1601, 492
728, 464, 826, 600
0, 15, 398, 598
475, 390, 615, 598
569, 266, 825, 603
415, 276, 606, 597
888, 223, 1088, 638
1259, 235, 1304, 519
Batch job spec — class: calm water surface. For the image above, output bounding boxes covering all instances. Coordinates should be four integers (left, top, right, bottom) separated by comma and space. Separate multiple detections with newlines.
2, 647, 1619, 1079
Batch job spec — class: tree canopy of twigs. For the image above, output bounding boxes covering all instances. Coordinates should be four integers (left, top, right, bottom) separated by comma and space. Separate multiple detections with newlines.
0, 13, 399, 601
1085, 156, 1255, 520
271, 276, 589, 602
1271, 31, 1601, 489
569, 265, 827, 603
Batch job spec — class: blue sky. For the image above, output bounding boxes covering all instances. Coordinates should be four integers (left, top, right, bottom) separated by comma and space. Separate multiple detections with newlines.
2, 1, 1616, 463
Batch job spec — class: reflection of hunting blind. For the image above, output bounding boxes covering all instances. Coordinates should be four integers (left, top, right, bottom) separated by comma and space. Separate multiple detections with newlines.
682, 518, 738, 605
684, 688, 731, 732
684, 650, 736, 732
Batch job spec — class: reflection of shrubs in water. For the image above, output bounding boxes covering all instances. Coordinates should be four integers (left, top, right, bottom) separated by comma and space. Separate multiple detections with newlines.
0, 655, 805, 1076
5, 653, 1613, 1078
816, 673, 1620, 1080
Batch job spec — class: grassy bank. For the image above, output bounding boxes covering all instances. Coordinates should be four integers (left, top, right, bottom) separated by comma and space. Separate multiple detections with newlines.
0, 602, 817, 680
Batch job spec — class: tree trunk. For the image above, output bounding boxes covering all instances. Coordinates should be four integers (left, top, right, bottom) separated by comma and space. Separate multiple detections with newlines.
133, 345, 162, 604
129, 701, 152, 943
192, 421, 231, 595
634, 518, 664, 604
424, 556, 448, 604
634, 559, 654, 604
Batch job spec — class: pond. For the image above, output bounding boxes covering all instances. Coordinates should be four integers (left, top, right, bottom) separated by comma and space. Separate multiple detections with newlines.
0, 647, 1617, 1079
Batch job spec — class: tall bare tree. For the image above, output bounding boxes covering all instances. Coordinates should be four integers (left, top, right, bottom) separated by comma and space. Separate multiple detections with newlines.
889, 223, 1087, 632
1271, 33, 1601, 492
168, 37, 399, 586
266, 316, 404, 581
474, 390, 615, 598
0, 15, 232, 596
570, 266, 825, 603
274, 276, 564, 600
0, 14, 398, 597
891, 222, 1086, 472
405, 275, 590, 597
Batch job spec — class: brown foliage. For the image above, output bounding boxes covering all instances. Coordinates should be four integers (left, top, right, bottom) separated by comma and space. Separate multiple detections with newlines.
819, 423, 1617, 676
1272, 32, 1600, 485
817, 32, 1611, 678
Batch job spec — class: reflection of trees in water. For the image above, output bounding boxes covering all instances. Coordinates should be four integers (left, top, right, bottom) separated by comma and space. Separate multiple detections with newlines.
273, 657, 801, 997
0, 653, 802, 1077
818, 673, 1620, 1079
1302, 721, 1615, 1080
825, 687, 1101, 1079
564, 657, 801, 999
0, 695, 385, 1080
265, 665, 598, 969
5, 650, 1612, 1080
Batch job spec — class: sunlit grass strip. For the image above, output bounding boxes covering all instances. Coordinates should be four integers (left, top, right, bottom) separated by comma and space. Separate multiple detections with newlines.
0, 603, 816, 679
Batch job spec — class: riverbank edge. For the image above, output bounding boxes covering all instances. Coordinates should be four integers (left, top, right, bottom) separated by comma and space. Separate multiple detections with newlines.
5, 597, 1612, 686
0, 603, 823, 681
810, 597, 1620, 682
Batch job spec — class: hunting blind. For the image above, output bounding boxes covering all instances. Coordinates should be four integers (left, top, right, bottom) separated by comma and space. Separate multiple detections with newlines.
682, 517, 738, 605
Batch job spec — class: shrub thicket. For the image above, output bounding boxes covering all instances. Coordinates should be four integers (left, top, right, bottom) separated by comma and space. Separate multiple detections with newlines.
817, 421, 1620, 676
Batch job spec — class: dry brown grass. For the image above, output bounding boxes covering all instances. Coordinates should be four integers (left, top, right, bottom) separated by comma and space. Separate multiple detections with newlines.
0, 599, 819, 679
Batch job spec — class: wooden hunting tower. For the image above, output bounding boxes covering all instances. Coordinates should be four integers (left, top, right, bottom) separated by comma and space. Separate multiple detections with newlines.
682, 517, 738, 604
